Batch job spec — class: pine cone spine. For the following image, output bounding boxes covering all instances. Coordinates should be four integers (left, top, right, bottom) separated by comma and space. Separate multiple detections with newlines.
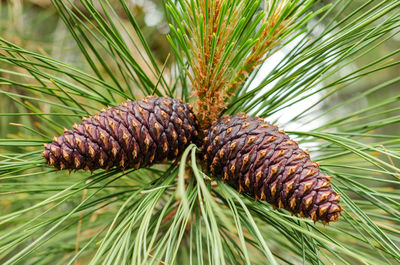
202, 114, 342, 224
42, 96, 199, 172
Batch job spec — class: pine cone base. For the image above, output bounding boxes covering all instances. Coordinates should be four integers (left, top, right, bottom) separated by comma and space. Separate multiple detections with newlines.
202, 114, 341, 224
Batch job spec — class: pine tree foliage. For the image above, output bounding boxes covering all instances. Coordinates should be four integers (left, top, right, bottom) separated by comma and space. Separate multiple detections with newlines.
0, 0, 400, 264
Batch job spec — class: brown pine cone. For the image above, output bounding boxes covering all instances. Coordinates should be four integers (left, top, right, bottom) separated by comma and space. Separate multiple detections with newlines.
202, 114, 341, 224
42, 96, 199, 172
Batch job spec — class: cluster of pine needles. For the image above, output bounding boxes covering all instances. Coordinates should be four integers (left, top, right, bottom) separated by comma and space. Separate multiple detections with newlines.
0, 0, 400, 264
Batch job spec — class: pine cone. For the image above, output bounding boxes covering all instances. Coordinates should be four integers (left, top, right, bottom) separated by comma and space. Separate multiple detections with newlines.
42, 96, 199, 172
202, 114, 341, 224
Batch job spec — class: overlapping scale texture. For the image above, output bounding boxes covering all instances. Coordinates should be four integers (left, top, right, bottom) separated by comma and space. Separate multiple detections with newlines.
42, 96, 199, 171
202, 114, 341, 223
